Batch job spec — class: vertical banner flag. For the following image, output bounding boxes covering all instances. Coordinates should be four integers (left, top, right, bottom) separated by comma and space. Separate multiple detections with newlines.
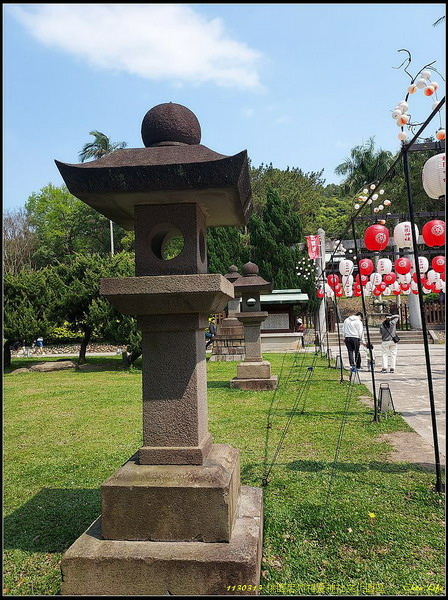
306, 235, 321, 259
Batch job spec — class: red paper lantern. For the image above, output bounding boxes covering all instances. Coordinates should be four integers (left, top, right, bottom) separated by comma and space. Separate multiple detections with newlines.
336, 289, 343, 297
327, 274, 340, 287
383, 272, 397, 285
422, 220, 445, 247
412, 288, 419, 295
358, 258, 374, 276
432, 255, 446, 273
353, 290, 362, 297
363, 224, 390, 251
430, 282, 441, 293
377, 282, 387, 292
355, 273, 369, 286
373, 288, 383, 296
394, 257, 412, 274
400, 283, 411, 291
392, 289, 401, 296
412, 273, 427, 286
317, 289, 325, 298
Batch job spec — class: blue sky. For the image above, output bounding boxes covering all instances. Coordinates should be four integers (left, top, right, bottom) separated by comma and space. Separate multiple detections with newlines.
3, 3, 446, 211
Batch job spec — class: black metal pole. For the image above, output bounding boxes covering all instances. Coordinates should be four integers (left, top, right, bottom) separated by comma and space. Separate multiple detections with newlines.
352, 221, 380, 422
402, 147, 444, 493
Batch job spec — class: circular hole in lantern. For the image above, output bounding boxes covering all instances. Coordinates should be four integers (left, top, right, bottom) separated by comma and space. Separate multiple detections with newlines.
150, 223, 185, 260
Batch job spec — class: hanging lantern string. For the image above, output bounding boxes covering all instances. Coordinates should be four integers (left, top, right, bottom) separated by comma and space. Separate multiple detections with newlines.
325, 95, 445, 272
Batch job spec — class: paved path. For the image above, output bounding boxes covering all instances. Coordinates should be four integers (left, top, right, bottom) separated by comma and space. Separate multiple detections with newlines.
329, 343, 446, 462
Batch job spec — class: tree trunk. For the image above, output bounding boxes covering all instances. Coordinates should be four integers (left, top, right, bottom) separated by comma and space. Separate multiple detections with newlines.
78, 326, 92, 364
4, 340, 12, 368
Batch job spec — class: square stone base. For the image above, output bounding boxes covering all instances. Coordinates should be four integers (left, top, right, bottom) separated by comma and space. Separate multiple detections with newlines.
61, 486, 263, 596
230, 376, 278, 391
102, 444, 240, 542
236, 361, 271, 380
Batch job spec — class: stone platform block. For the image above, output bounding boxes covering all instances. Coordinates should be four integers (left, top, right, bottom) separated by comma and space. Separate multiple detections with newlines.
230, 376, 278, 391
236, 361, 271, 380
101, 444, 240, 542
61, 486, 263, 596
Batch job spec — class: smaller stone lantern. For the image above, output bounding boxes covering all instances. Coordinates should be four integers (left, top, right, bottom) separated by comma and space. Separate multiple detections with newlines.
230, 262, 278, 390
210, 265, 245, 361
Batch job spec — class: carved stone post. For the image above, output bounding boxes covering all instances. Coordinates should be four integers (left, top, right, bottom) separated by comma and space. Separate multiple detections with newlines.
230, 262, 278, 390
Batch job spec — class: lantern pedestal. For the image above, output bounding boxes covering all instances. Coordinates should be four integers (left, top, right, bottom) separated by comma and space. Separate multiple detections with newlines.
61, 485, 263, 596
230, 312, 278, 391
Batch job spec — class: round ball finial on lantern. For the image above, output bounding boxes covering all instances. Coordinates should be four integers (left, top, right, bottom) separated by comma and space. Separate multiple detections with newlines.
422, 153, 445, 200
141, 102, 202, 147
242, 262, 259, 277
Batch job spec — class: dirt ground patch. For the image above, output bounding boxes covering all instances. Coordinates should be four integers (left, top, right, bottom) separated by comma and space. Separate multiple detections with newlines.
376, 431, 446, 470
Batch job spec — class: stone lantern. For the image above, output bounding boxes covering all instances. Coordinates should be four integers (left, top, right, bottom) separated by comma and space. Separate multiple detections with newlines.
209, 265, 246, 361
230, 262, 278, 390
56, 103, 262, 596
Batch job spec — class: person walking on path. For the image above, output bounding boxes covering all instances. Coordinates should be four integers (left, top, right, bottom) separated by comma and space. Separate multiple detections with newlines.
379, 313, 400, 373
205, 318, 217, 350
342, 312, 365, 370
295, 317, 306, 348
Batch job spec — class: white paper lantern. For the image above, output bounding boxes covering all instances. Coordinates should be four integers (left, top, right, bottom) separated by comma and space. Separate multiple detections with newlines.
422, 286, 432, 295
435, 279, 445, 291
422, 153, 446, 199
342, 274, 354, 286
339, 259, 354, 276
377, 258, 392, 274
418, 256, 429, 273
393, 221, 419, 248
383, 286, 392, 296
365, 281, 373, 292
370, 272, 382, 286
402, 288, 411, 295
397, 273, 412, 284
426, 269, 441, 283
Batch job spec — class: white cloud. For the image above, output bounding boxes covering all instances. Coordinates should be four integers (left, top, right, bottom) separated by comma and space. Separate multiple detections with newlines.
10, 4, 264, 90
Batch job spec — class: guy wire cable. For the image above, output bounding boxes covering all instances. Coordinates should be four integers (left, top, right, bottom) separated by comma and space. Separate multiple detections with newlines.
262, 348, 299, 481
319, 372, 357, 527
262, 343, 310, 475
262, 351, 318, 486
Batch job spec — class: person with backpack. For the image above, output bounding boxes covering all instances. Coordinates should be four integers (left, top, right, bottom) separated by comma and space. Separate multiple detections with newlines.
379, 313, 400, 373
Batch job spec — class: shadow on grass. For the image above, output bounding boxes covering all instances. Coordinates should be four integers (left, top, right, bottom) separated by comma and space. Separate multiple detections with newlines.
287, 458, 442, 474
207, 380, 231, 389
4, 488, 100, 553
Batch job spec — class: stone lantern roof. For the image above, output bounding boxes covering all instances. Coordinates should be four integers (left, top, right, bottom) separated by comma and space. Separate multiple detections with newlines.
55, 102, 252, 230
223, 265, 241, 283
232, 262, 272, 294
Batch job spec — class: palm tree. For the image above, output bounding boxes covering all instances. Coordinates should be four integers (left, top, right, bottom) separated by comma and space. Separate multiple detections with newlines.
79, 131, 128, 255
334, 137, 394, 196
79, 130, 127, 163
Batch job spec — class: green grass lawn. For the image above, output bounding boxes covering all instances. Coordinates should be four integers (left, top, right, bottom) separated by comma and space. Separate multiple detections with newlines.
3, 352, 445, 596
